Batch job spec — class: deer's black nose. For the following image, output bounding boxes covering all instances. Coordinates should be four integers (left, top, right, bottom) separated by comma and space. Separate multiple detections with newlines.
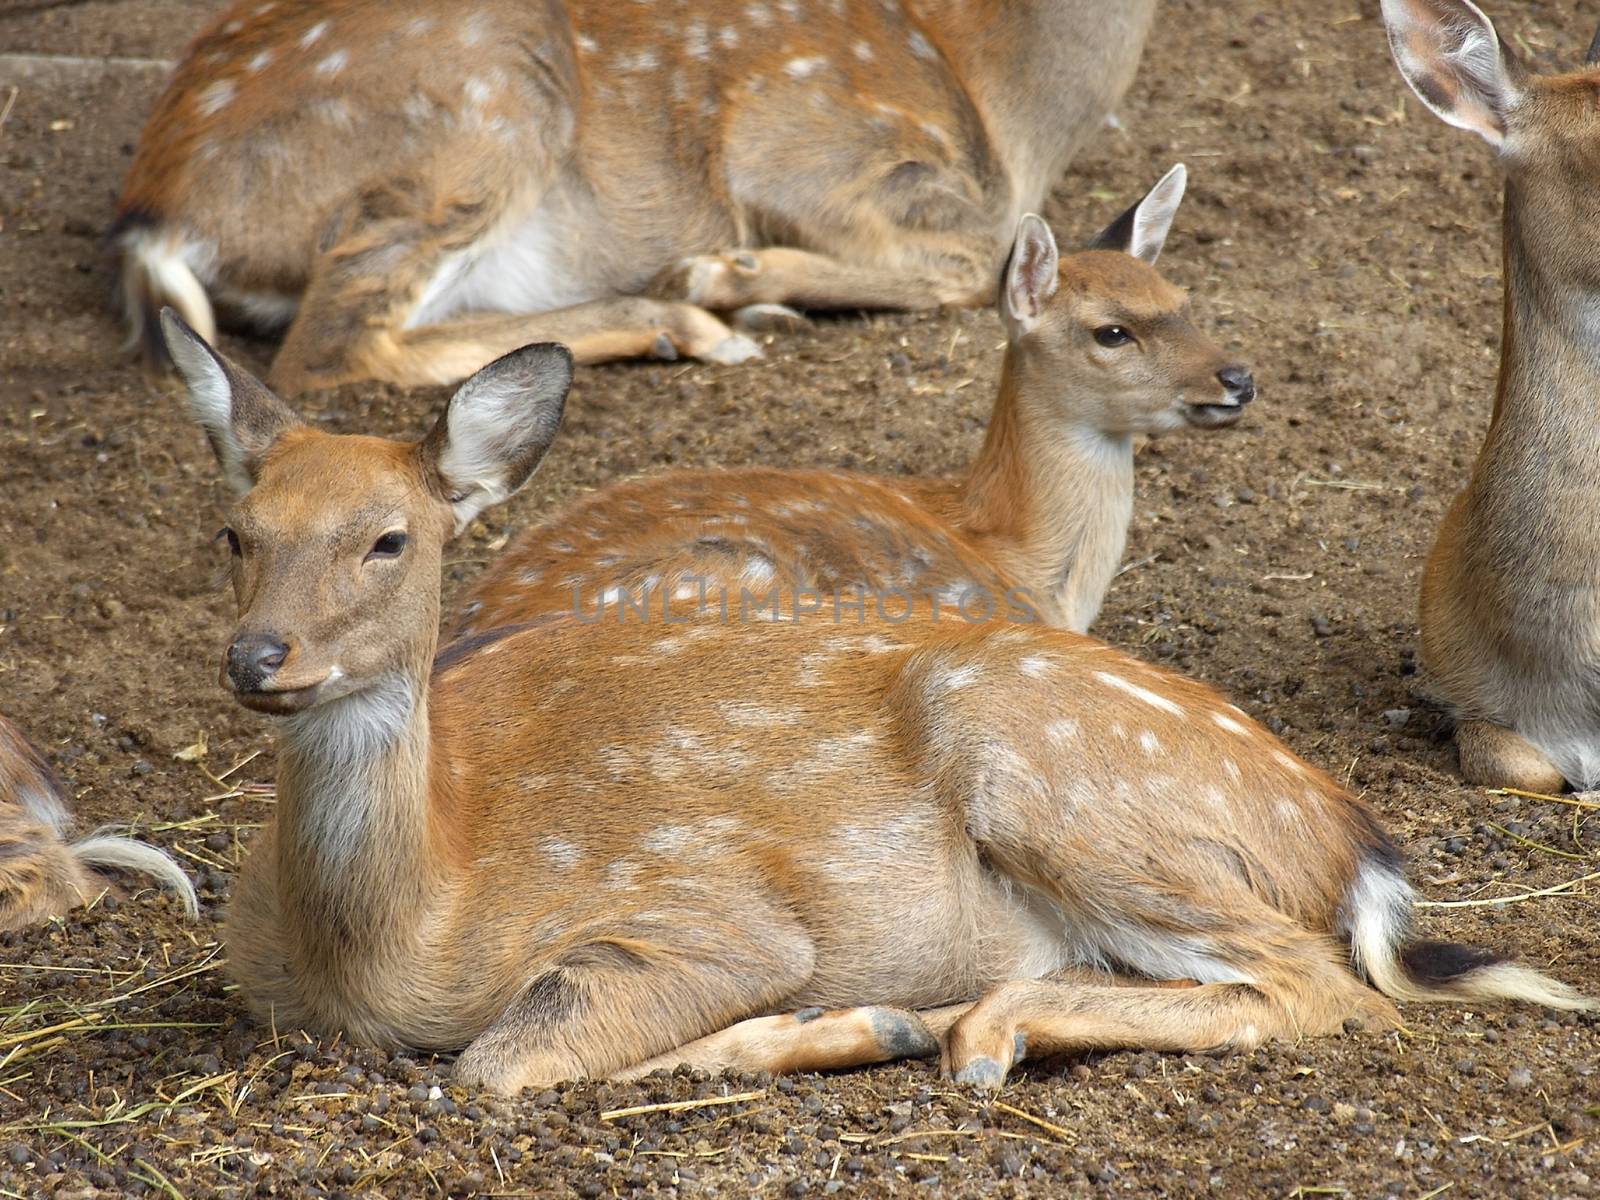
227, 633, 289, 691
1217, 365, 1255, 403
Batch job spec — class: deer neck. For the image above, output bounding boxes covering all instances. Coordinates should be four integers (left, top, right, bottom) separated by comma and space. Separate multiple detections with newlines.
1485, 181, 1600, 452
925, 0, 1157, 208
958, 351, 1133, 631
269, 640, 453, 998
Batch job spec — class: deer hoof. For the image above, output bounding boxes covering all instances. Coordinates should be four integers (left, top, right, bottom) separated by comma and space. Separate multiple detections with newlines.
733, 303, 810, 334
700, 333, 763, 366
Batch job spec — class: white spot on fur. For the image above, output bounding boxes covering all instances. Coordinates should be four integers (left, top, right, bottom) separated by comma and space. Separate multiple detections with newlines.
908, 30, 936, 60
616, 49, 660, 73
1272, 748, 1307, 775
247, 50, 274, 72
575, 33, 599, 53
1046, 719, 1079, 744
196, 80, 236, 117
1139, 730, 1162, 756
1222, 757, 1242, 783
540, 837, 582, 870
924, 662, 979, 697
717, 701, 801, 727
300, 20, 329, 47
1018, 656, 1054, 679
1095, 671, 1182, 716
785, 56, 827, 79
852, 40, 874, 61
1211, 711, 1248, 736
315, 50, 348, 77
604, 859, 640, 890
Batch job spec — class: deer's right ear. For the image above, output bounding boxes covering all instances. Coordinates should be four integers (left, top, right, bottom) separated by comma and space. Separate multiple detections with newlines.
1380, 0, 1522, 148
1088, 164, 1186, 265
161, 308, 303, 494
1001, 214, 1060, 338
422, 343, 572, 532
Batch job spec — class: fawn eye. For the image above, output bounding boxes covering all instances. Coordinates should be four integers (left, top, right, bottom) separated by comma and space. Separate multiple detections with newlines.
222, 528, 242, 557
1093, 325, 1133, 348
367, 531, 408, 561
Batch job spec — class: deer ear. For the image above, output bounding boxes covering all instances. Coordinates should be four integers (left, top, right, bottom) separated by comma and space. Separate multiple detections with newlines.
1088, 164, 1186, 265
161, 308, 303, 494
1380, 0, 1522, 148
422, 343, 572, 532
1000, 214, 1060, 337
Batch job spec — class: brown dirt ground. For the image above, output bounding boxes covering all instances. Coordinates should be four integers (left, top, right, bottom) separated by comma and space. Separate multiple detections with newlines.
2, 1, 1598, 1197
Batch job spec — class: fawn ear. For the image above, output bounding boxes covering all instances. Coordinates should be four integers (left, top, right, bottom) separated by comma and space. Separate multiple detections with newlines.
1587, 22, 1600, 66
161, 308, 303, 494
422, 343, 572, 532
1087, 163, 1186, 265
1001, 214, 1060, 338
1380, 0, 1522, 148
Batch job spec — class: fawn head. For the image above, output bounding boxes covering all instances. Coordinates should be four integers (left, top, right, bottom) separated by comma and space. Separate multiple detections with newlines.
1383, 0, 1600, 280
1000, 165, 1254, 436
163, 311, 571, 714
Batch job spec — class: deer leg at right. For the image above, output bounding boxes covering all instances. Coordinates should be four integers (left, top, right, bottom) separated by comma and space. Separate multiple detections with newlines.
1455, 719, 1566, 792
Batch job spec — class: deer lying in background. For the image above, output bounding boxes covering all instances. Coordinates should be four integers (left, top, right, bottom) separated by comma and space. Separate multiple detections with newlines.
1383, 0, 1600, 791
113, 0, 1158, 392
163, 311, 1589, 1093
1, 713, 197, 931
462, 167, 1253, 635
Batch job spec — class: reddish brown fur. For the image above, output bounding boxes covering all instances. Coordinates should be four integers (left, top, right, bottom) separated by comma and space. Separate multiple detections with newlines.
115, 0, 1157, 390
462, 217, 1246, 636
164, 321, 1586, 1095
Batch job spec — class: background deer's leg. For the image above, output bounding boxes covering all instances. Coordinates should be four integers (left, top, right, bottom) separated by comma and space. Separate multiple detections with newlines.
1455, 719, 1566, 792
653, 244, 995, 315
270, 154, 757, 394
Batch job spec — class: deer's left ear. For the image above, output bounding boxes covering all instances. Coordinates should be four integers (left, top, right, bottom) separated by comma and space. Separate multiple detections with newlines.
1088, 163, 1187, 265
421, 343, 572, 532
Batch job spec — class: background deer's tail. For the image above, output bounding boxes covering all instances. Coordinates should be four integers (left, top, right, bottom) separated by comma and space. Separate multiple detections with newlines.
110, 211, 216, 368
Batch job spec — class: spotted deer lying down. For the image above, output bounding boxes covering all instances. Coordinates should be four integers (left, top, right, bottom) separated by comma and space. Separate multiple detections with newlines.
162, 316, 1591, 1092
460, 168, 1254, 636
0, 713, 197, 931
1383, 0, 1600, 792
113, 0, 1157, 393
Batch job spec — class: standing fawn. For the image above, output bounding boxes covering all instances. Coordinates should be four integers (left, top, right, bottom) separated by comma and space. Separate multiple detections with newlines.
113, 0, 1157, 392
463, 167, 1254, 636
1384, 1, 1600, 791
163, 311, 1588, 1093
0, 713, 197, 930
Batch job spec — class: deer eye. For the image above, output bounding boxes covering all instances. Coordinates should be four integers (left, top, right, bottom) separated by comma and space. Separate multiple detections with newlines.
367, 531, 408, 561
222, 528, 242, 557
1094, 325, 1133, 348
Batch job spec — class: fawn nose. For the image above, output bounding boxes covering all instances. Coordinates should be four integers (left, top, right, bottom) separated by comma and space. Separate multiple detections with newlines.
1217, 366, 1255, 404
227, 633, 290, 692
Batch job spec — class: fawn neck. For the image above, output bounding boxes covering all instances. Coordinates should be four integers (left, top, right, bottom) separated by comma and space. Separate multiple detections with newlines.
270, 625, 452, 994
1482, 181, 1600, 466
958, 348, 1133, 630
